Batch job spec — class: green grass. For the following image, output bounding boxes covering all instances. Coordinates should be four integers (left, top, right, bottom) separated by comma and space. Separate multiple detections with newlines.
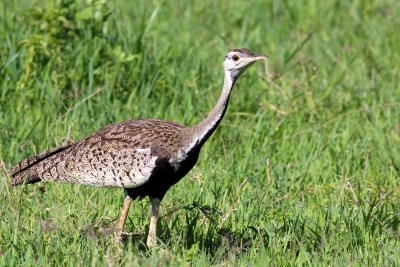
1, 0, 400, 265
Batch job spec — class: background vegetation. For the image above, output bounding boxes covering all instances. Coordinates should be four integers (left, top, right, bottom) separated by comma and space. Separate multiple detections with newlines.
1, 0, 399, 265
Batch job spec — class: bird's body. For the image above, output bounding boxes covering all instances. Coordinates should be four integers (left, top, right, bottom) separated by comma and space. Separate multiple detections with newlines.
10, 48, 267, 247
11, 119, 197, 200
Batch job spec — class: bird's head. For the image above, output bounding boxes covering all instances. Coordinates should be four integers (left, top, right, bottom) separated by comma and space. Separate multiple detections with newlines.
223, 48, 268, 80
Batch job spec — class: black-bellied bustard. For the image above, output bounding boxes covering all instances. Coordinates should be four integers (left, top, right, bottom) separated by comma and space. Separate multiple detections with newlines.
10, 48, 267, 248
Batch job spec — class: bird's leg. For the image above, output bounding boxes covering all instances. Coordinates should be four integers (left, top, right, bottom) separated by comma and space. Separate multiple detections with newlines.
115, 195, 132, 244
146, 197, 161, 248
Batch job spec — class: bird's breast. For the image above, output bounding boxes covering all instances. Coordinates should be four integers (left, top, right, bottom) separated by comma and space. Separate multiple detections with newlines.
167, 148, 189, 172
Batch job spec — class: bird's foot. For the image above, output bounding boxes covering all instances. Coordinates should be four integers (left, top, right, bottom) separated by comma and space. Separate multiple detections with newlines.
146, 234, 156, 249
115, 230, 131, 244
146, 238, 155, 249
115, 231, 137, 245
114, 231, 123, 245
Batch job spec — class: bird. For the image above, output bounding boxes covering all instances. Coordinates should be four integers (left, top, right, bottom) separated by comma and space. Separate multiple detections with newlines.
10, 48, 267, 248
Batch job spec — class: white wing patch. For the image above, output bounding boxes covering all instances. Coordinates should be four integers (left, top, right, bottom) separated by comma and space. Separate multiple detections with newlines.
168, 148, 188, 172
136, 148, 151, 153
167, 133, 201, 172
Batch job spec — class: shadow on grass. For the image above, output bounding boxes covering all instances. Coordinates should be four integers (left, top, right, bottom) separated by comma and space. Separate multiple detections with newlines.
158, 201, 270, 258
77, 200, 270, 260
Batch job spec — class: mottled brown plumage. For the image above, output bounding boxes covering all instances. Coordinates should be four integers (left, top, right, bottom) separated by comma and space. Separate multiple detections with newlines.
10, 48, 268, 247
11, 119, 190, 197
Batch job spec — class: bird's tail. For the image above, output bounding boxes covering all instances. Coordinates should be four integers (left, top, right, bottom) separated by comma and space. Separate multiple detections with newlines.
10, 144, 73, 186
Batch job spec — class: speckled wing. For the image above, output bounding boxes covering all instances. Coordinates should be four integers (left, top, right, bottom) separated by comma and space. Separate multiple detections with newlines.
11, 119, 187, 188
10, 144, 75, 186
46, 145, 158, 188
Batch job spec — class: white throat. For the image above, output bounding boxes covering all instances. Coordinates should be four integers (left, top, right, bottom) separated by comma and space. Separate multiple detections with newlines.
183, 69, 236, 153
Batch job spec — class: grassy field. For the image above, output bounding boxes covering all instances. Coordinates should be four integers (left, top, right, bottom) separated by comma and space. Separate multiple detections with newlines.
1, 0, 400, 265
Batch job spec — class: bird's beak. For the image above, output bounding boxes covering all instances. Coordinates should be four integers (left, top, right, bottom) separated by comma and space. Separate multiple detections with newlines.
251, 54, 268, 61
243, 54, 268, 66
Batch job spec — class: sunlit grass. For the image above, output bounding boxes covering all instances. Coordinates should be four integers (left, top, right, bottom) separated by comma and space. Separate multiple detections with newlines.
1, 0, 399, 265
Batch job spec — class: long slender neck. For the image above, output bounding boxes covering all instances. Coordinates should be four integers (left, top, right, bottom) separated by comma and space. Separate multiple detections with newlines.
186, 69, 236, 149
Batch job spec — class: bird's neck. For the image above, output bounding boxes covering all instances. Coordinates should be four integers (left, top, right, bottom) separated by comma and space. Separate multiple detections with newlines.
185, 69, 236, 150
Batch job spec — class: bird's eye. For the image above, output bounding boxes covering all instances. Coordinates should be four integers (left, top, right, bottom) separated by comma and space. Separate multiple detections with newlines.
232, 55, 240, 61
